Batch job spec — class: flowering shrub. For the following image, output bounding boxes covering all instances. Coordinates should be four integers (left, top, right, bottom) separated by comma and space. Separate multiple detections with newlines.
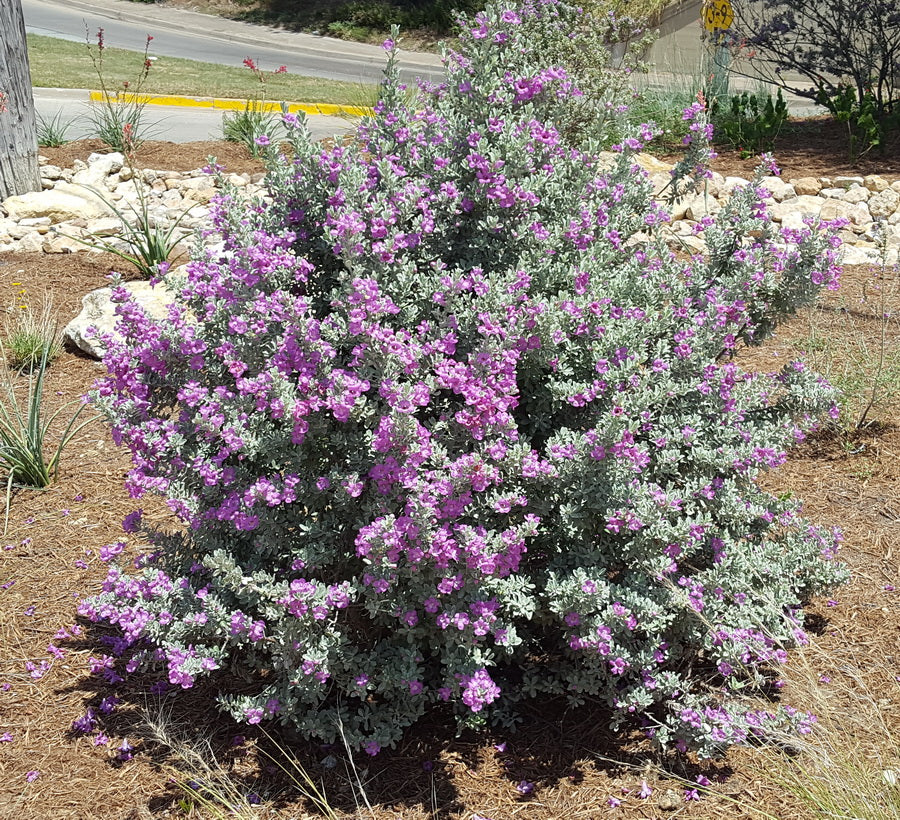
81, 0, 847, 758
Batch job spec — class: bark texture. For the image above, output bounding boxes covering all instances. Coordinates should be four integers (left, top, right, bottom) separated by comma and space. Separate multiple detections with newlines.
0, 0, 41, 199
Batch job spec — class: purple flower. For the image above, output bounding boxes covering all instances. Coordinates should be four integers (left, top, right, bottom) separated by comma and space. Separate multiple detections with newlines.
118, 738, 135, 761
72, 708, 98, 736
122, 509, 143, 533
460, 669, 501, 713
639, 780, 653, 799
99, 696, 120, 715
516, 780, 534, 795
25, 771, 39, 782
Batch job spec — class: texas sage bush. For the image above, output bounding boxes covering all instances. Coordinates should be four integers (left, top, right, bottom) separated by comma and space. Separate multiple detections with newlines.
81, 0, 848, 759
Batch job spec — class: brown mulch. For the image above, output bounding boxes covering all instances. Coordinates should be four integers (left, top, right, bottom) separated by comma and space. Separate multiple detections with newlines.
1, 127, 899, 819
665, 116, 900, 181
39, 139, 267, 176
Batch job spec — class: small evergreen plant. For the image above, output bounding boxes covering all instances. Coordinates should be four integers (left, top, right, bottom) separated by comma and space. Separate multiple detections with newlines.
82, 0, 847, 759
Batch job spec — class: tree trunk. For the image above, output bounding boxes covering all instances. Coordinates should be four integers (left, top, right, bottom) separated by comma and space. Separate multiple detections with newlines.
0, 0, 40, 199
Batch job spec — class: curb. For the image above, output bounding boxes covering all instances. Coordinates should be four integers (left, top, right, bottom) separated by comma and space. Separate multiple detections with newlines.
87, 91, 373, 118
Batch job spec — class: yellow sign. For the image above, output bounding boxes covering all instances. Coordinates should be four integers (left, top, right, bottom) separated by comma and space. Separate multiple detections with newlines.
702, 0, 734, 32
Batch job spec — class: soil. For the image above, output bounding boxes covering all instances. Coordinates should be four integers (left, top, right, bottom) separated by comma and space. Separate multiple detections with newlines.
0, 130, 899, 820
40, 139, 267, 176
679, 116, 900, 182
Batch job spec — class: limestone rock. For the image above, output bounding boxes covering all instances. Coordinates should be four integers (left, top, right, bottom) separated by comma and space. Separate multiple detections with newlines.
648, 172, 671, 196
679, 235, 707, 254
634, 152, 673, 175
769, 195, 823, 221
43, 233, 83, 254
63, 280, 180, 359
3, 188, 102, 222
72, 152, 125, 190
161, 189, 184, 207
834, 176, 865, 188
819, 198, 858, 222
791, 176, 821, 196
841, 243, 882, 265
868, 188, 900, 219
780, 211, 810, 232
864, 174, 889, 192
842, 185, 870, 204
2, 183, 114, 223
669, 196, 690, 221
17, 232, 44, 253
184, 188, 217, 205
86, 217, 123, 237
759, 175, 795, 201
683, 192, 721, 220
722, 176, 750, 194
177, 176, 216, 192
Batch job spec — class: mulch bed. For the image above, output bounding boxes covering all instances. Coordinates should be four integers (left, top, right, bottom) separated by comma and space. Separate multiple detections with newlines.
669, 116, 900, 181
0, 130, 898, 819
39, 139, 267, 176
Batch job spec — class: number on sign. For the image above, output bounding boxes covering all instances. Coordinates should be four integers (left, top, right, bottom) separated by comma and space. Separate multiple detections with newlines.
702, 0, 734, 32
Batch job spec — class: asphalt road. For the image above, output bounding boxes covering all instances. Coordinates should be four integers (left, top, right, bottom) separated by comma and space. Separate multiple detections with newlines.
21, 0, 443, 86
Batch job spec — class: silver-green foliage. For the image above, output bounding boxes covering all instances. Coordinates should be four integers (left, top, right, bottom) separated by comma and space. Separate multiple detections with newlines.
82, 0, 847, 759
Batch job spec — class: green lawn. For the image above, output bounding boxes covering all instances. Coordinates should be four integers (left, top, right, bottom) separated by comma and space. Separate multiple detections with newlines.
26, 33, 377, 105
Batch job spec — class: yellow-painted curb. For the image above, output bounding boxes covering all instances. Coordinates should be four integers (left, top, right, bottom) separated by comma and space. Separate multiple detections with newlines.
88, 91, 373, 118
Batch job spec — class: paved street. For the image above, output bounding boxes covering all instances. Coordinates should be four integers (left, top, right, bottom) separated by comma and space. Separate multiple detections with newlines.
21, 0, 443, 86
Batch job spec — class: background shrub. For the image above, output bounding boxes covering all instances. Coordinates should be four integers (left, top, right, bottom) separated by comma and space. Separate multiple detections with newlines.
730, 0, 900, 155
83, 0, 847, 759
